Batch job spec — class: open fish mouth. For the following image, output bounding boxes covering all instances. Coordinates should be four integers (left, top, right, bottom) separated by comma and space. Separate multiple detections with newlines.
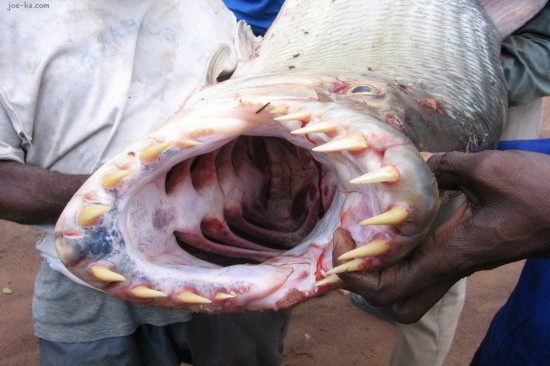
55, 71, 439, 311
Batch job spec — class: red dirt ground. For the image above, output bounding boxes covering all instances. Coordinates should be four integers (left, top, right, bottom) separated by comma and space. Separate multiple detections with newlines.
0, 99, 548, 365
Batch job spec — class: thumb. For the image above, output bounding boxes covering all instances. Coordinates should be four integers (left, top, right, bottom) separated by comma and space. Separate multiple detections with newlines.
427, 152, 476, 191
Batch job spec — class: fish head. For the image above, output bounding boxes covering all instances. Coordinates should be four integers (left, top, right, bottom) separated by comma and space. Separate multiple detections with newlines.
54, 70, 440, 311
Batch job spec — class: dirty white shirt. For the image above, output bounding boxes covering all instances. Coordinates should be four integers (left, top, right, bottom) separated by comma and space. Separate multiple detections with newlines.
0, 0, 241, 342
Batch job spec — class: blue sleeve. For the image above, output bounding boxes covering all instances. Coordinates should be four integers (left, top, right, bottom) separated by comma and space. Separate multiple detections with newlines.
498, 138, 550, 154
223, 0, 285, 36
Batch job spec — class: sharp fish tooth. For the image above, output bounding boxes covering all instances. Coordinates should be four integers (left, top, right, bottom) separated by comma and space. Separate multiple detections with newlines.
214, 292, 236, 301
327, 258, 366, 275
350, 166, 399, 184
269, 106, 288, 114
177, 291, 212, 304
338, 239, 391, 260
178, 139, 202, 147
90, 265, 126, 282
291, 121, 337, 135
139, 141, 173, 163
78, 205, 111, 227
312, 132, 367, 152
315, 274, 343, 287
360, 207, 409, 226
130, 286, 167, 298
102, 170, 133, 189
274, 111, 311, 122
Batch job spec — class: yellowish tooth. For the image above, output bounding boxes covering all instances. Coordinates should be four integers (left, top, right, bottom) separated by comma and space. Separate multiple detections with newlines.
90, 265, 126, 282
190, 129, 214, 139
291, 121, 337, 135
420, 151, 433, 162
312, 132, 367, 152
360, 207, 409, 226
338, 240, 391, 260
274, 111, 312, 122
315, 274, 343, 287
102, 170, 133, 189
130, 285, 167, 298
78, 205, 111, 227
177, 139, 202, 148
269, 106, 288, 114
139, 141, 173, 163
214, 292, 236, 301
327, 258, 365, 275
177, 291, 212, 304
350, 166, 399, 184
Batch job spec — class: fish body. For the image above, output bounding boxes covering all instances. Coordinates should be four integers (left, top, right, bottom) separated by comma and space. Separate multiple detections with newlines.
237, 0, 507, 153
55, 0, 542, 310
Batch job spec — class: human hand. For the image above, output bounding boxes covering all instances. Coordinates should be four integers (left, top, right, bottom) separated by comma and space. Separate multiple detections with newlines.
333, 150, 550, 323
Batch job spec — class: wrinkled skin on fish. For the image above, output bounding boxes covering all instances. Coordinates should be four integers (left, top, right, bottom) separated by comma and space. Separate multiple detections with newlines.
55, 0, 545, 311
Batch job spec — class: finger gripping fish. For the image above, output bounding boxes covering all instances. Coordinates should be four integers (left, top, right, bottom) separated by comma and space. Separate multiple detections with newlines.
54, 0, 545, 311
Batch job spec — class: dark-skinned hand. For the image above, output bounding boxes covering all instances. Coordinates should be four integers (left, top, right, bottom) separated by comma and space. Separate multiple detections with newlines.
333, 150, 550, 324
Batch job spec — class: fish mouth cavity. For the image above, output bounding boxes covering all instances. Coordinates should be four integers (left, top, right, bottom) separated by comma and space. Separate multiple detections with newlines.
159, 135, 338, 266
65, 95, 434, 272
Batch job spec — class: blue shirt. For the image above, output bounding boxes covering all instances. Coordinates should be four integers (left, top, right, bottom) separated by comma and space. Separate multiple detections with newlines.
473, 139, 550, 364
223, 0, 284, 35
472, 259, 550, 365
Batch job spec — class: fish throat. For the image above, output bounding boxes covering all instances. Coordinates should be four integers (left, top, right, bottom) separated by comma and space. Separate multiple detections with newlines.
165, 136, 335, 266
